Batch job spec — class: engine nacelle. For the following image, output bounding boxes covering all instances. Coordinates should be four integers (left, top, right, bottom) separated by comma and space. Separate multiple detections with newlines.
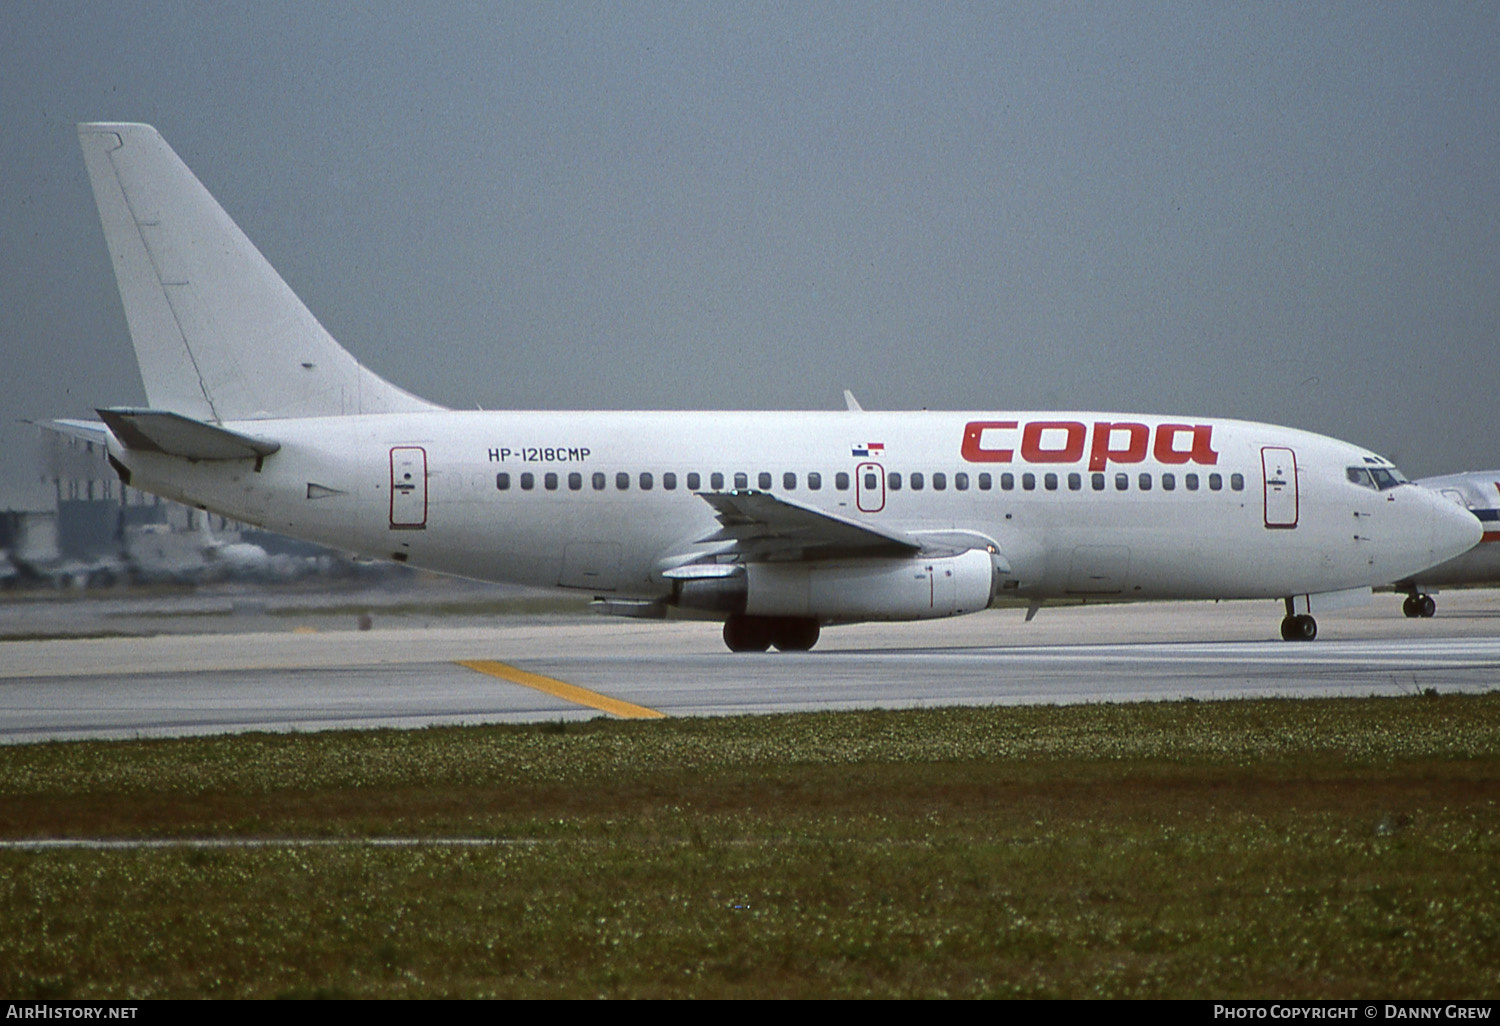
743, 549, 998, 622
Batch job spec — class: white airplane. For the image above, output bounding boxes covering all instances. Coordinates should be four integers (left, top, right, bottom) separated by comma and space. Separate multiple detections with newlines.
55, 123, 1481, 650
1395, 470, 1500, 617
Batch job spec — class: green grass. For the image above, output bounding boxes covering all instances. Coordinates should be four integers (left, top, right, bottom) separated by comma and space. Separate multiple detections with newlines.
1, 694, 1497, 998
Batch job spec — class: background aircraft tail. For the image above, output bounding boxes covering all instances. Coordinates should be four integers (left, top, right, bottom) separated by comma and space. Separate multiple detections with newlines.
78, 123, 440, 422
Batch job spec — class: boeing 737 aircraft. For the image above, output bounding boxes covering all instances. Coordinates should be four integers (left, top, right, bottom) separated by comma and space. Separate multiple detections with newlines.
1396, 471, 1500, 617
55, 123, 1481, 650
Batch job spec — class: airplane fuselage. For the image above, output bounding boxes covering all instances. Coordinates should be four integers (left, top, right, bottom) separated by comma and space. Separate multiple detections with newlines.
111, 409, 1473, 614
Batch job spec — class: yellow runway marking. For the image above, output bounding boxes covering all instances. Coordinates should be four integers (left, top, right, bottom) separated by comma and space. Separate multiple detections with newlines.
456, 659, 666, 719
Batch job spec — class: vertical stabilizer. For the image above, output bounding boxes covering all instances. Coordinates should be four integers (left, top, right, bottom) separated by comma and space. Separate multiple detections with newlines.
78, 123, 440, 421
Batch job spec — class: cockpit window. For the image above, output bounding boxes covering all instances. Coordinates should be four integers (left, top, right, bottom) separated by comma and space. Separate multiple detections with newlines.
1348, 466, 1409, 491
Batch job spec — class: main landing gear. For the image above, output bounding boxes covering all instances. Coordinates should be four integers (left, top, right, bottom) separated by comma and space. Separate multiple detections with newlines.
723, 614, 821, 652
1402, 593, 1437, 618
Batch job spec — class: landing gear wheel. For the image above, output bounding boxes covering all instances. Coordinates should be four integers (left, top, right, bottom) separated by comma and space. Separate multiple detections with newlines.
1402, 594, 1437, 618
723, 615, 773, 653
1280, 614, 1317, 641
770, 617, 821, 652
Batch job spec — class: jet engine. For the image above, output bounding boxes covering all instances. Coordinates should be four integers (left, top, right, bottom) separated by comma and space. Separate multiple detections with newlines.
673, 548, 998, 623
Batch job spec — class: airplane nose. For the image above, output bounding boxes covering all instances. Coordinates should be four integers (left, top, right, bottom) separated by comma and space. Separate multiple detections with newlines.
1427, 492, 1483, 563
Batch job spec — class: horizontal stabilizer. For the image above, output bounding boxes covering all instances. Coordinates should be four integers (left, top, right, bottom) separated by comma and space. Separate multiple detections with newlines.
96, 407, 280, 461
41, 419, 112, 447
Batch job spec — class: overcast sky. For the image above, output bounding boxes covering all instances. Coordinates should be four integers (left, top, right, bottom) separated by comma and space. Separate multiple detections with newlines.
3, 2, 1497, 508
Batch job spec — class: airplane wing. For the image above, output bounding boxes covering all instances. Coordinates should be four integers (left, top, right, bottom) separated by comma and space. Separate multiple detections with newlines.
691, 489, 922, 561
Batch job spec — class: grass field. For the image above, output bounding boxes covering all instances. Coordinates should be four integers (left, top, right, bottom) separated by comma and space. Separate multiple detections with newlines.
1, 693, 1497, 998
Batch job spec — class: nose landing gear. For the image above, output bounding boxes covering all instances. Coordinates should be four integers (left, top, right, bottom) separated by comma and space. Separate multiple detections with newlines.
1279, 596, 1318, 641
1280, 614, 1318, 641
1402, 593, 1437, 618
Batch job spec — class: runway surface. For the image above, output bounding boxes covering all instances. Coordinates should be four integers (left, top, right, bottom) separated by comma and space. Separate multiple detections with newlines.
3, 589, 1499, 743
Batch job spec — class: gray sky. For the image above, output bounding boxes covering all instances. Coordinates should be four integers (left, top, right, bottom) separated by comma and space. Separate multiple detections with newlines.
3, 2, 1497, 509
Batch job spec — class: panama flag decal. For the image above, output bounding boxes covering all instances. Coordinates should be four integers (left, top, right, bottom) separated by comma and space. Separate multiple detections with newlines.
851, 442, 886, 458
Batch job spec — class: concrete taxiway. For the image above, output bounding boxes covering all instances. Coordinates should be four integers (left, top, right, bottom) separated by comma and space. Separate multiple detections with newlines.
3, 589, 1499, 743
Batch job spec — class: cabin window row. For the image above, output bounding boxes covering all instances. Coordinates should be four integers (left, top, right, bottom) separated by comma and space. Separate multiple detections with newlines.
496, 470, 850, 492
495, 469, 1246, 493
890, 470, 1245, 493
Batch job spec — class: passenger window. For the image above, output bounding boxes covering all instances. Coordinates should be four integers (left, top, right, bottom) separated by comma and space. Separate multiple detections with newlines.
1230, 473, 1244, 492
1044, 473, 1057, 491
1091, 472, 1105, 491
1185, 473, 1199, 491
640, 472, 653, 491
888, 472, 902, 490
808, 472, 822, 490
592, 472, 606, 491
933, 472, 947, 491
496, 472, 511, 491
1022, 473, 1036, 491
663, 472, 677, 491
1115, 473, 1129, 491
544, 472, 558, 491
1138, 473, 1151, 491
616, 472, 630, 490
978, 473, 992, 491
783, 472, 796, 490
687, 472, 701, 490
910, 472, 924, 491
1068, 472, 1082, 491
521, 472, 535, 491
734, 472, 748, 489
1162, 473, 1175, 491
1209, 473, 1223, 491
835, 472, 850, 490
758, 472, 772, 490
568, 472, 583, 491
864, 472, 878, 490
955, 473, 969, 491
1001, 473, 1014, 491
711, 472, 725, 490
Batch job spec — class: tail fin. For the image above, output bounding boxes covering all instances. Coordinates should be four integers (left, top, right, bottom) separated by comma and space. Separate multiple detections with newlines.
77, 123, 440, 422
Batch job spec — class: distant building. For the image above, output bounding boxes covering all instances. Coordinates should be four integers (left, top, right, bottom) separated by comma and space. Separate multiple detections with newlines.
0, 426, 391, 588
